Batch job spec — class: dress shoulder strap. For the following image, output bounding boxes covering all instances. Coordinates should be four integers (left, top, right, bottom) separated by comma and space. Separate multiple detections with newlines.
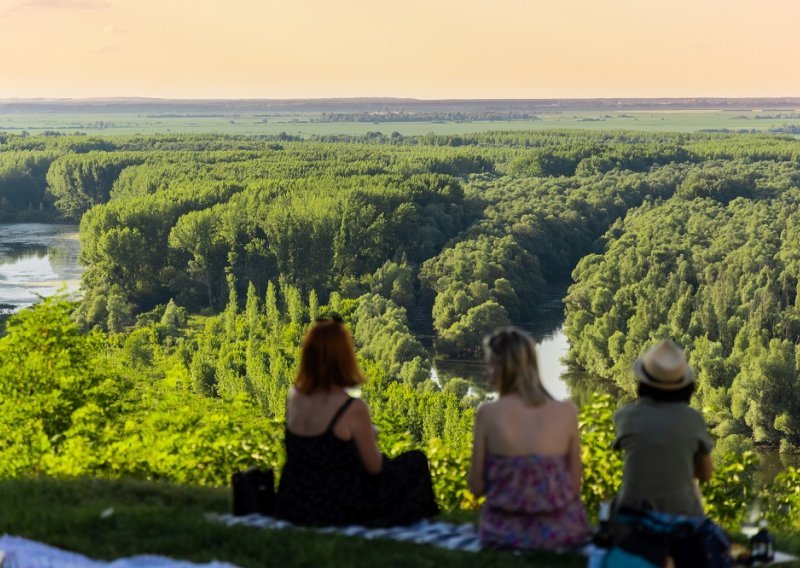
326, 397, 355, 433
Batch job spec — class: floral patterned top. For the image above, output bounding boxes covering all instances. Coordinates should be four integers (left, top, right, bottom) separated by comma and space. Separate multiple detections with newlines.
478, 454, 591, 550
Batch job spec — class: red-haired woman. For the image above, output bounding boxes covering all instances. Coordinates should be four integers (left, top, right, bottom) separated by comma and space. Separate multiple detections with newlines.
274, 318, 439, 527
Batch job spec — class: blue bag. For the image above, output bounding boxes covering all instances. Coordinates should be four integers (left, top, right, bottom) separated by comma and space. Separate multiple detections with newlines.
602, 547, 661, 568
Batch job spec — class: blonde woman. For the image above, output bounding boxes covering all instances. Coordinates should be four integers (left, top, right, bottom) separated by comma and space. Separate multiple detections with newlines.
468, 327, 590, 549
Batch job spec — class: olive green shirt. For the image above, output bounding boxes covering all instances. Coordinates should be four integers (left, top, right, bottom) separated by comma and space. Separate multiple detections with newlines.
613, 399, 713, 516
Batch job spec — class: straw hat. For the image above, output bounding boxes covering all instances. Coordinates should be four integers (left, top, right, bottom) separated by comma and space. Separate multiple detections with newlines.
633, 339, 695, 390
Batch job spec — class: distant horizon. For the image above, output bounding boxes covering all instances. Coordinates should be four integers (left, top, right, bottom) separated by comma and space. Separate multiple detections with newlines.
2, 95, 800, 103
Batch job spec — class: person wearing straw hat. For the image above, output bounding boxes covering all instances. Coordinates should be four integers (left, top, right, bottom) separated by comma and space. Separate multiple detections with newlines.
613, 339, 714, 516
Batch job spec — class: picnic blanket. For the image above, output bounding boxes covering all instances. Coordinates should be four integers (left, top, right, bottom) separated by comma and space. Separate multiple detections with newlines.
208, 513, 800, 565
208, 513, 486, 552
0, 535, 238, 568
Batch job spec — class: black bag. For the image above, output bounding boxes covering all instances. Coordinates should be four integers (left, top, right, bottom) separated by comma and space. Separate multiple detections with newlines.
608, 507, 732, 568
232, 467, 275, 516
671, 517, 732, 568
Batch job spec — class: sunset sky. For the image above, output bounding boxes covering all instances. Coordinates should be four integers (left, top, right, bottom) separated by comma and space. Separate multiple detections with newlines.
1, 0, 797, 99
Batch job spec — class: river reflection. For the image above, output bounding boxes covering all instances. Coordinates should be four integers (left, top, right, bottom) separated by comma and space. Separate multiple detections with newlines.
431, 284, 576, 399
433, 326, 573, 399
0, 223, 82, 310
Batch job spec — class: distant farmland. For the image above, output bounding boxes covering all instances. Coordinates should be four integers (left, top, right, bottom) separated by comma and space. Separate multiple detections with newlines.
1, 97, 800, 136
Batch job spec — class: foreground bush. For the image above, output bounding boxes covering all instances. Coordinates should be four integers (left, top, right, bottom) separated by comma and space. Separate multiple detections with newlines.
0, 298, 778, 531
764, 467, 800, 531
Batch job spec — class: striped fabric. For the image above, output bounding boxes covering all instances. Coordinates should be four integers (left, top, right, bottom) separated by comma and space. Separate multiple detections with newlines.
207, 514, 800, 565
207, 514, 484, 552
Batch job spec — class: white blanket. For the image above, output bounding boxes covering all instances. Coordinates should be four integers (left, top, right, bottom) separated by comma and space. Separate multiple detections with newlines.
207, 513, 485, 552
0, 535, 238, 568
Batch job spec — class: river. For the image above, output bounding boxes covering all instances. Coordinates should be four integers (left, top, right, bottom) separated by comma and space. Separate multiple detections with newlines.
432, 326, 571, 399
0, 223, 82, 312
432, 284, 573, 400
0, 224, 575, 398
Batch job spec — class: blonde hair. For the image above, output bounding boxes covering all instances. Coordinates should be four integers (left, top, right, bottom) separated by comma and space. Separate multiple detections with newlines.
483, 327, 550, 406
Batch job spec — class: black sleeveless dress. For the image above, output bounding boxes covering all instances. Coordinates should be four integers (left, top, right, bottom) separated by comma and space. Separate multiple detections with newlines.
274, 397, 439, 527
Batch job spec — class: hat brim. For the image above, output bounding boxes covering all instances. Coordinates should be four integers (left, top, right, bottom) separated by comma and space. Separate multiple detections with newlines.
633, 358, 695, 391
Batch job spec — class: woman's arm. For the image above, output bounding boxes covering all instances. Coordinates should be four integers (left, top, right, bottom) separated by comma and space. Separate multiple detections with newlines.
348, 399, 384, 475
693, 411, 714, 483
694, 452, 713, 483
467, 405, 488, 497
566, 402, 582, 492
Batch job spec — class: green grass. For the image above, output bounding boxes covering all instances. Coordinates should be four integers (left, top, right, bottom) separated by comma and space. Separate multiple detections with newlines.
0, 477, 585, 567
2, 109, 800, 136
778, 535, 800, 563
1, 479, 799, 567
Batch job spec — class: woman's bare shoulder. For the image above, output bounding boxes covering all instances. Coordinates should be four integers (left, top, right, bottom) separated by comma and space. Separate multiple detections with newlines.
475, 398, 500, 420
546, 399, 578, 421
349, 396, 370, 412
556, 399, 578, 414
343, 397, 372, 423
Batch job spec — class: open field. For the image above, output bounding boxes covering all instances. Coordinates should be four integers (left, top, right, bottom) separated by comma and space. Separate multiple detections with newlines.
2, 109, 800, 136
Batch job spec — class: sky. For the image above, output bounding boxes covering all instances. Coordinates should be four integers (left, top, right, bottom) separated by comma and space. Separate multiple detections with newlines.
0, 0, 798, 99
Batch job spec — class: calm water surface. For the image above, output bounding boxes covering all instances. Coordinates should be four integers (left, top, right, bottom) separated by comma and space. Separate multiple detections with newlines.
432, 326, 572, 399
432, 284, 574, 399
0, 223, 82, 311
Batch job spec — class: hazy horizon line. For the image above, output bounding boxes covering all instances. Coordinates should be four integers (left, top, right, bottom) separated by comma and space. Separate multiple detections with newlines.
2, 95, 800, 103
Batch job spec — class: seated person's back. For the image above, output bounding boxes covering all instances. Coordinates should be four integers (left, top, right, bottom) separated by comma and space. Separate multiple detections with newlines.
614, 339, 714, 517
479, 394, 576, 457
468, 327, 590, 550
275, 318, 438, 527
285, 386, 381, 473
608, 340, 724, 568
285, 388, 353, 437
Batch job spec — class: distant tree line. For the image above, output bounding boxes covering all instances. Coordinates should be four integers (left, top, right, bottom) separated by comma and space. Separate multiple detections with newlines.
318, 112, 536, 122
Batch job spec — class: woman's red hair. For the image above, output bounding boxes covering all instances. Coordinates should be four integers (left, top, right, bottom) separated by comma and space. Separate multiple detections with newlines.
295, 319, 365, 394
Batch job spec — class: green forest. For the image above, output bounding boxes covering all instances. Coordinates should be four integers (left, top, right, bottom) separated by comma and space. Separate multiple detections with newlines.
2, 129, 800, 533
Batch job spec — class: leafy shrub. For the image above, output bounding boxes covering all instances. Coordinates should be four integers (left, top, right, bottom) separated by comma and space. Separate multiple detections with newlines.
0, 297, 120, 477
703, 451, 760, 529
578, 394, 623, 521
0, 298, 769, 529
763, 466, 800, 531
426, 438, 479, 512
